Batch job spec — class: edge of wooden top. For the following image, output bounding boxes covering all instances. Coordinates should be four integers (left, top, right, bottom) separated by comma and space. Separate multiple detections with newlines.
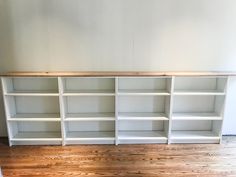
0, 71, 236, 77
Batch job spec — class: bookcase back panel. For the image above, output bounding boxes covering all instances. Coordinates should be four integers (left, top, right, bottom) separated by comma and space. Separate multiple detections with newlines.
65, 96, 115, 113
175, 77, 217, 90
119, 120, 167, 131
118, 78, 170, 90
14, 97, 60, 114
12, 78, 58, 92
16, 122, 61, 132
65, 121, 115, 131
118, 96, 167, 113
64, 78, 115, 91
172, 120, 212, 131
173, 96, 215, 113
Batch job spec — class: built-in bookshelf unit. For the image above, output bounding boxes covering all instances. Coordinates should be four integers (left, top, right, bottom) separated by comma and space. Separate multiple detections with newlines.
0, 72, 230, 146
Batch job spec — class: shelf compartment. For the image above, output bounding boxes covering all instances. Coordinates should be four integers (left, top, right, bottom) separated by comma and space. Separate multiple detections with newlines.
65, 121, 115, 144
119, 131, 167, 144
63, 90, 115, 96
174, 77, 227, 94
6, 96, 60, 118
173, 96, 225, 117
66, 131, 115, 144
171, 131, 220, 144
118, 112, 168, 120
9, 122, 62, 145
12, 132, 61, 140
171, 120, 222, 143
11, 132, 62, 145
62, 77, 115, 95
118, 120, 168, 144
65, 113, 115, 121
172, 112, 222, 120
118, 96, 171, 118
63, 96, 115, 117
118, 77, 171, 95
2, 77, 59, 95
118, 89, 170, 96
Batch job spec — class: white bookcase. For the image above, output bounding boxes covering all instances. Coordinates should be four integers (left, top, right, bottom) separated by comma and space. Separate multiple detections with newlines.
59, 77, 116, 145
1, 75, 229, 146
1, 77, 62, 146
171, 77, 227, 143
117, 77, 172, 144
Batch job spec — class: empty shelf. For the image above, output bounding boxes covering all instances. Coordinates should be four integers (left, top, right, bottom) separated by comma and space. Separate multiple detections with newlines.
65, 113, 115, 121
11, 132, 62, 141
172, 113, 222, 120
119, 131, 167, 140
5, 90, 59, 96
174, 89, 225, 95
65, 131, 115, 144
171, 131, 220, 143
172, 131, 219, 139
118, 89, 170, 96
66, 131, 115, 140
63, 90, 115, 96
118, 112, 168, 120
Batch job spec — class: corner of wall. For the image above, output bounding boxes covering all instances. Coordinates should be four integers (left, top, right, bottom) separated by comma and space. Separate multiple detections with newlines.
0, 81, 8, 137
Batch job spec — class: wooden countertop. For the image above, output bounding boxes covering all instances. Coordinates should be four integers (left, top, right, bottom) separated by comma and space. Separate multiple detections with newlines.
1, 71, 236, 77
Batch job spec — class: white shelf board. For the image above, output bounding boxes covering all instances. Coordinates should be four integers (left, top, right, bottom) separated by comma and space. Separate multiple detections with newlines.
66, 131, 115, 140
118, 89, 170, 96
5, 90, 59, 96
63, 90, 115, 96
171, 131, 220, 140
9, 118, 61, 122
172, 113, 222, 120
118, 112, 169, 120
11, 132, 62, 141
65, 113, 115, 121
118, 131, 167, 140
9, 113, 61, 121
174, 89, 225, 96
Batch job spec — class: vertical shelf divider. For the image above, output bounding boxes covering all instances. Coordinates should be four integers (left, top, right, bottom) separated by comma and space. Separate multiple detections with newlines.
219, 76, 229, 144
167, 76, 175, 144
58, 77, 66, 146
115, 77, 119, 145
1, 78, 13, 146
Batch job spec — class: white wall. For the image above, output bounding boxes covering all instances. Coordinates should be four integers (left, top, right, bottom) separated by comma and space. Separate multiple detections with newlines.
223, 77, 236, 135
0, 0, 236, 136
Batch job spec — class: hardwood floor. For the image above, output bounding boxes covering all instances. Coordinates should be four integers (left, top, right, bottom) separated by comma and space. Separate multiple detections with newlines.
0, 137, 236, 177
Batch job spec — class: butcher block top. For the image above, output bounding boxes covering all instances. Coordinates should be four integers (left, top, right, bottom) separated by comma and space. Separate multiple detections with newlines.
1, 71, 236, 77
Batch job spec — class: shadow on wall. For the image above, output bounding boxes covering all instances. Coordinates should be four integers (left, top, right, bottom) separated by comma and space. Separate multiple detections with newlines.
0, 1, 11, 136
0, 1, 17, 72
0, 82, 7, 137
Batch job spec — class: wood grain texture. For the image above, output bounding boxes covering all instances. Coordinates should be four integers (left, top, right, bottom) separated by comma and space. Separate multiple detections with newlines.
1, 71, 236, 77
0, 137, 236, 177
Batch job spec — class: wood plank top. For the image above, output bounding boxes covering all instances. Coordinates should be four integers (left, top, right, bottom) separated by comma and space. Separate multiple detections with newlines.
1, 71, 236, 77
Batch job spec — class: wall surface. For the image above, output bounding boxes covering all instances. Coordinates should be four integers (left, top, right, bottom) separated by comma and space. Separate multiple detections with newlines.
223, 76, 236, 135
0, 0, 236, 136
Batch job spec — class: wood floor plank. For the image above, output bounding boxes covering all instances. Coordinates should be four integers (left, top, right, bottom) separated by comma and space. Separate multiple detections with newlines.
0, 137, 236, 177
